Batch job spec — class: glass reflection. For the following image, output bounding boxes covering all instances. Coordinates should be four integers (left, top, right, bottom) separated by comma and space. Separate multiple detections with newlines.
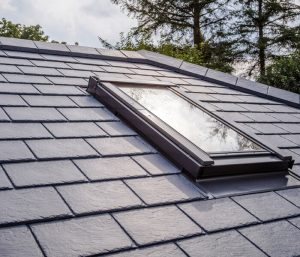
119, 86, 262, 153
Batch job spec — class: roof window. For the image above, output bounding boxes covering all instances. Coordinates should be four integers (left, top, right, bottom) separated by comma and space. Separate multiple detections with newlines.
87, 77, 294, 182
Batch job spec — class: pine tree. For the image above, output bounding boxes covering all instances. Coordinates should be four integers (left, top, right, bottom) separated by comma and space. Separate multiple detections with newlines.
232, 0, 300, 77
111, 0, 230, 46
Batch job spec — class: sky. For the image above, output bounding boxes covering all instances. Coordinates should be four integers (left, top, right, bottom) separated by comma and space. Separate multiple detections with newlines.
0, 0, 137, 47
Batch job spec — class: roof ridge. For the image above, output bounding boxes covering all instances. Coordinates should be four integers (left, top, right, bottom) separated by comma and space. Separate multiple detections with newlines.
0, 37, 299, 108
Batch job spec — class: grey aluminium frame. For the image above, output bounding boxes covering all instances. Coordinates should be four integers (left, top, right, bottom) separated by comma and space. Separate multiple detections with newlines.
87, 76, 294, 179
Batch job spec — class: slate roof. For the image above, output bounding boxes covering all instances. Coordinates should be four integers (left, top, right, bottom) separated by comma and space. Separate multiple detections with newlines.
0, 37, 300, 257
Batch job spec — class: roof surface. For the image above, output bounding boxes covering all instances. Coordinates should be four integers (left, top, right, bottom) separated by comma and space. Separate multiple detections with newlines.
0, 37, 300, 257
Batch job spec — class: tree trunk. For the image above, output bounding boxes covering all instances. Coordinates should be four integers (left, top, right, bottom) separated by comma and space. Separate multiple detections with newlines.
258, 0, 266, 76
193, 1, 202, 47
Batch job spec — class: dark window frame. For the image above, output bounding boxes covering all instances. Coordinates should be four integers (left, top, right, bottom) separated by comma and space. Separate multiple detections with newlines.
88, 76, 294, 179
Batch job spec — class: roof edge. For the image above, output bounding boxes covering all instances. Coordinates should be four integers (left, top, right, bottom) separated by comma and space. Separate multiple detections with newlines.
0, 37, 299, 108
137, 50, 300, 108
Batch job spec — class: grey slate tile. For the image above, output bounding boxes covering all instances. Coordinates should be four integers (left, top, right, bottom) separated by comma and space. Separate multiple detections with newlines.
258, 135, 297, 148
205, 69, 237, 85
74, 157, 148, 181
0, 123, 52, 139
0, 64, 21, 73
138, 50, 182, 68
268, 86, 300, 104
0, 187, 72, 225
179, 198, 258, 232
127, 74, 158, 81
108, 243, 186, 257
3, 74, 50, 84
209, 94, 245, 103
5, 107, 66, 122
114, 206, 202, 246
132, 154, 180, 175
31, 59, 71, 69
289, 216, 300, 229
126, 175, 204, 205
182, 78, 217, 86
0, 94, 27, 106
42, 54, 78, 62
57, 181, 143, 214
276, 188, 300, 208
22, 95, 76, 107
0, 108, 10, 121
47, 76, 87, 86
74, 57, 108, 66
248, 123, 287, 134
0, 166, 12, 189
212, 103, 247, 112
67, 44, 99, 55
129, 68, 161, 76
97, 48, 126, 58
69, 96, 104, 107
157, 70, 189, 78
31, 215, 134, 257
275, 123, 300, 133
102, 66, 136, 74
236, 77, 268, 94
0, 141, 35, 162
282, 134, 300, 145
4, 160, 87, 187
264, 104, 299, 113
236, 94, 276, 104
269, 113, 300, 122
44, 122, 107, 138
18, 66, 62, 76
0, 37, 36, 48
58, 107, 117, 121
34, 40, 70, 52
217, 112, 253, 122
67, 62, 104, 71
180, 61, 208, 76
97, 121, 137, 136
34, 84, 85, 95
232, 191, 300, 221
178, 230, 266, 257
4, 51, 43, 59
87, 137, 155, 156
26, 138, 99, 160
239, 220, 300, 257
107, 60, 138, 68
238, 103, 272, 112
0, 82, 39, 94
94, 71, 129, 79
243, 112, 279, 122
58, 69, 95, 78
0, 56, 32, 66
0, 73, 8, 82
0, 226, 44, 257
157, 76, 188, 85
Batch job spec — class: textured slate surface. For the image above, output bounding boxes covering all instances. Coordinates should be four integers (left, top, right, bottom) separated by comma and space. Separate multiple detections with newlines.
31, 215, 134, 257
114, 206, 202, 245
1, 39, 300, 257
239, 221, 300, 257
179, 198, 258, 232
178, 230, 266, 257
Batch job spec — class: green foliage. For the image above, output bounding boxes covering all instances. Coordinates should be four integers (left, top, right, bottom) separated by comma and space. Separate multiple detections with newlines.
0, 18, 49, 41
231, 0, 300, 76
258, 51, 300, 94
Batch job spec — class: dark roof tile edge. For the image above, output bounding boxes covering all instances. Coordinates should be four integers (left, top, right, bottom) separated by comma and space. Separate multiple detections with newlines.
0, 37, 299, 108
138, 50, 300, 108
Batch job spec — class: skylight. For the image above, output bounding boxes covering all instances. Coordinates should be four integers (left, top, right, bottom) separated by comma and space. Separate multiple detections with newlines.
119, 85, 262, 153
87, 77, 294, 180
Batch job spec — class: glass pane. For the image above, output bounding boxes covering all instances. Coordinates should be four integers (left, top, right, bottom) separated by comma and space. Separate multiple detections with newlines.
119, 86, 262, 153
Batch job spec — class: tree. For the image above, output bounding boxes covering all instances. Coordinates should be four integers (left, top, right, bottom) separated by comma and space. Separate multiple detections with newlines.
0, 18, 49, 41
231, 0, 300, 77
258, 51, 300, 94
111, 0, 230, 46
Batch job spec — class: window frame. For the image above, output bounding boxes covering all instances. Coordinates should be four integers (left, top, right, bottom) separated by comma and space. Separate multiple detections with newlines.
87, 76, 294, 179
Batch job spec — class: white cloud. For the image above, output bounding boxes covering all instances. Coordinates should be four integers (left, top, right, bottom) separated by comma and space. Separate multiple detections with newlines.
0, 0, 136, 47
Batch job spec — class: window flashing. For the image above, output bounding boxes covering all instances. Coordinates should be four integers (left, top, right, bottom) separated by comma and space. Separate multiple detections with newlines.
87, 76, 294, 179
